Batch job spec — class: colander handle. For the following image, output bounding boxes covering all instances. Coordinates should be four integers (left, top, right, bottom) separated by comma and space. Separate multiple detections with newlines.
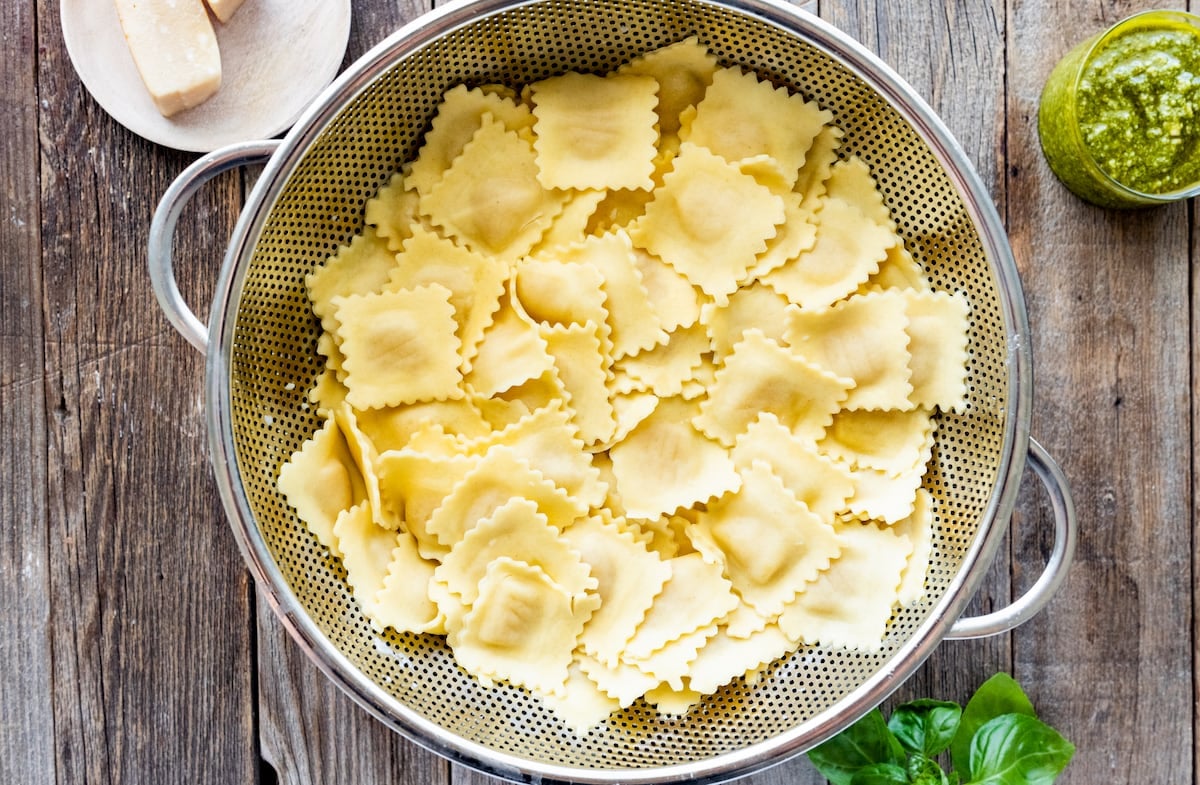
148, 139, 283, 354
945, 437, 1076, 639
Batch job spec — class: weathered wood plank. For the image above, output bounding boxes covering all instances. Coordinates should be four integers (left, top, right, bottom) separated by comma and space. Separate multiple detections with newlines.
1007, 2, 1193, 783
1188, 4, 1197, 782
34, 2, 258, 782
1192, 181, 1199, 785
0, 2, 54, 784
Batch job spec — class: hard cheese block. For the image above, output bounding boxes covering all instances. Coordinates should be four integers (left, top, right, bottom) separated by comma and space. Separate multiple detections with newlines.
204, 0, 246, 23
113, 0, 222, 117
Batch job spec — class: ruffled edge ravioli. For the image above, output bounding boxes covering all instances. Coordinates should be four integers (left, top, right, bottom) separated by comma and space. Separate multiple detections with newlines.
693, 329, 852, 446
763, 196, 896, 309
277, 36, 976, 734
630, 142, 785, 300
407, 83, 535, 198
422, 113, 566, 259
688, 460, 842, 617
364, 173, 421, 251
777, 521, 914, 652
306, 226, 399, 333
562, 515, 672, 667
449, 556, 592, 696
731, 412, 855, 520
531, 71, 660, 191
277, 416, 364, 557
609, 396, 741, 519
618, 36, 718, 137
333, 284, 464, 409
785, 290, 914, 411
682, 65, 832, 187
389, 224, 508, 370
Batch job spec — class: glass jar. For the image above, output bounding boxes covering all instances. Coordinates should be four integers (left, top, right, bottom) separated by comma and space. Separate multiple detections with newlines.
1037, 10, 1200, 208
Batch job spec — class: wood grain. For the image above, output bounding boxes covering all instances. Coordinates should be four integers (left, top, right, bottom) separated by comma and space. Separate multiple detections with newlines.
1007, 2, 1193, 783
1192, 180, 1199, 785
32, 1, 259, 782
0, 1, 53, 783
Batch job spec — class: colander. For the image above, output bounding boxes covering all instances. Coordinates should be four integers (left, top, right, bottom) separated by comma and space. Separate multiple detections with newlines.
147, 0, 1077, 781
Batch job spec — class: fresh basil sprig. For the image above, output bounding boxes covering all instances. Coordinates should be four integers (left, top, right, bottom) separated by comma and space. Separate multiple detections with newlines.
807, 673, 1074, 785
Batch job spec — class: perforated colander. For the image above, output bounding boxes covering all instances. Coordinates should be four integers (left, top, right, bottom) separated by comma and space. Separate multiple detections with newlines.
148, 0, 1076, 781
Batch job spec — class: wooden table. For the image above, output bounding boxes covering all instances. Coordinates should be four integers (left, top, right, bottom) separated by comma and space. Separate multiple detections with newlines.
3, 1, 1194, 783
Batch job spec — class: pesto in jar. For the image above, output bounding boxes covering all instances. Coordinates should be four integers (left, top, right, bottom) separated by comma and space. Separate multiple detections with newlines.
1075, 26, 1200, 194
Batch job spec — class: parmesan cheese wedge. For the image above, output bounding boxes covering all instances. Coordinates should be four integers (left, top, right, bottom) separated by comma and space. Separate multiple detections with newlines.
113, 0, 222, 118
204, 0, 247, 23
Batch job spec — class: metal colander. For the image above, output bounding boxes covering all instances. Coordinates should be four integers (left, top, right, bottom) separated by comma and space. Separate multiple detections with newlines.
149, 0, 1075, 781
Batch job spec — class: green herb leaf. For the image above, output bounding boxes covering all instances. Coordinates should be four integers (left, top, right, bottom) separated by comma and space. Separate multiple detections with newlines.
811, 674, 1071, 785
850, 762, 911, 785
809, 709, 907, 785
889, 699, 962, 757
907, 752, 950, 785
949, 673, 1035, 775
965, 713, 1074, 784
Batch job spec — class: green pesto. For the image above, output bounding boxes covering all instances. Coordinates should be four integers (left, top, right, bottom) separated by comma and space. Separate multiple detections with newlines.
1075, 27, 1200, 194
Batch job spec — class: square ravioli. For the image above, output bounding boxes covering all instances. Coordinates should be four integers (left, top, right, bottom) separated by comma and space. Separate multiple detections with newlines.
631, 142, 786, 299
333, 284, 464, 409
731, 412, 855, 521
688, 460, 843, 617
423, 114, 566, 259
530, 71, 659, 191
777, 522, 914, 652
277, 415, 365, 556
618, 36, 718, 137
408, 84, 535, 198
564, 230, 667, 359
763, 196, 897, 309
693, 329, 852, 446
364, 173, 421, 251
609, 395, 741, 519
562, 515, 672, 667
432, 496, 595, 611
389, 224, 508, 368
785, 290, 915, 411
306, 227, 399, 333
683, 65, 832, 187
465, 290, 555, 396
449, 556, 590, 696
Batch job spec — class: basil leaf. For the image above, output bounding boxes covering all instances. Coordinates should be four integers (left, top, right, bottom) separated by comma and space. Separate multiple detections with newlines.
850, 762, 911, 785
966, 713, 1075, 784
889, 699, 962, 757
949, 673, 1035, 775
808, 709, 907, 785
907, 752, 950, 785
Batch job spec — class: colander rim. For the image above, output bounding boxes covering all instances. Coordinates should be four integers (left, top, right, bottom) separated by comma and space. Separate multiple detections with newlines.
201, 0, 1033, 781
